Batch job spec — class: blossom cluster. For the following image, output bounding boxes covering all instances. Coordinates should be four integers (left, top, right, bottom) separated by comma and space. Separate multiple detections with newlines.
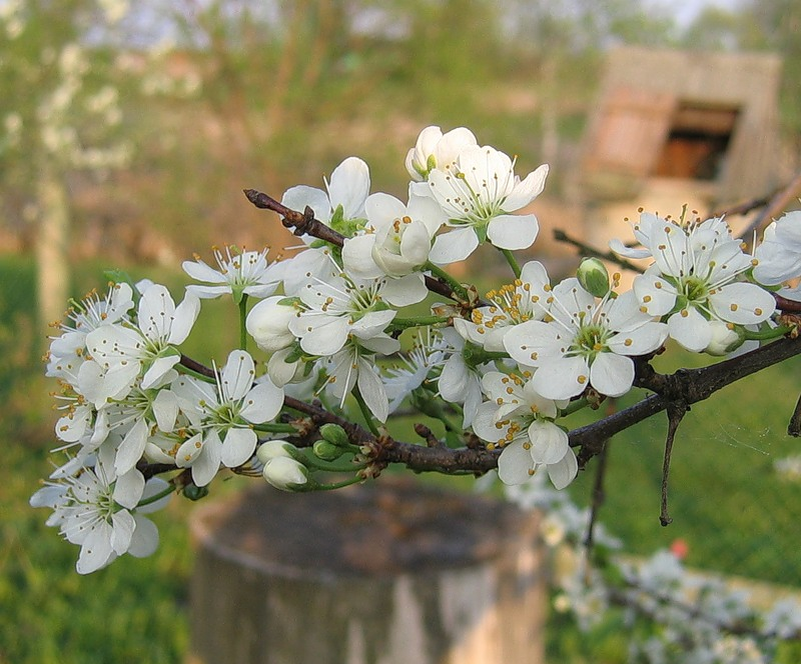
31, 124, 801, 598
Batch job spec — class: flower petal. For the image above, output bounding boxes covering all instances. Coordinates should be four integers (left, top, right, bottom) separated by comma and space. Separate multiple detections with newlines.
357, 358, 389, 423
429, 227, 479, 264
547, 449, 578, 490
528, 420, 569, 464
115, 418, 149, 476
382, 274, 428, 307
503, 164, 549, 211
241, 381, 284, 424
667, 307, 712, 352
327, 157, 370, 219
589, 352, 634, 397
487, 214, 539, 250
531, 356, 589, 400
221, 428, 257, 468
709, 282, 776, 325
128, 514, 160, 558
497, 441, 536, 485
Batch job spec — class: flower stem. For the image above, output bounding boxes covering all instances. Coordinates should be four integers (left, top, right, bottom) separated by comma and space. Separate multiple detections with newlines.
303, 456, 366, 473
743, 325, 793, 341
239, 294, 249, 351
312, 475, 365, 491
561, 397, 590, 417
354, 386, 380, 437
136, 484, 174, 508
500, 248, 521, 279
389, 315, 450, 332
425, 261, 471, 302
252, 423, 301, 434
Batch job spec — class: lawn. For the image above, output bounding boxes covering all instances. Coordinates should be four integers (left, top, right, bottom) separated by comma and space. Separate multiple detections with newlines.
2, 255, 801, 663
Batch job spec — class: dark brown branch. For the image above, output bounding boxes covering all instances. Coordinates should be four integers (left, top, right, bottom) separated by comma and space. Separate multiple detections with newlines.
415, 423, 445, 448
775, 294, 801, 314
282, 394, 498, 474
173, 338, 801, 478
244, 188, 347, 246
570, 336, 801, 457
180, 354, 216, 378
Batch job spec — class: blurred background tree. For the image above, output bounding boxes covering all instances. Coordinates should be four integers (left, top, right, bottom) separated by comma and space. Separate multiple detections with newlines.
0, 0, 132, 327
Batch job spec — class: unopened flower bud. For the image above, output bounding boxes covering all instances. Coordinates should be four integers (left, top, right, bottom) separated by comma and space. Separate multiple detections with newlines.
262, 456, 309, 491
246, 295, 297, 352
313, 440, 344, 461
576, 258, 610, 298
256, 440, 295, 464
704, 320, 745, 356
183, 484, 209, 501
320, 423, 350, 447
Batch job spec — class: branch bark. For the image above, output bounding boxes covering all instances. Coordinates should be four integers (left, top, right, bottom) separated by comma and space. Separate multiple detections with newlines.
162, 336, 801, 482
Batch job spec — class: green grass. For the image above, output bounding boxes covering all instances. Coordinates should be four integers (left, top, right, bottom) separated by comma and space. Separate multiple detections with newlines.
565, 348, 801, 587
3, 255, 801, 662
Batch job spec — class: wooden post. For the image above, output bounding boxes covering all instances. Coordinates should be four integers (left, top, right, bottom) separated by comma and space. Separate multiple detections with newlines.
187, 479, 546, 664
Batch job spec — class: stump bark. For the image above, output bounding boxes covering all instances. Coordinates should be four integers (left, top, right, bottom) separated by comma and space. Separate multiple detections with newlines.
187, 479, 545, 664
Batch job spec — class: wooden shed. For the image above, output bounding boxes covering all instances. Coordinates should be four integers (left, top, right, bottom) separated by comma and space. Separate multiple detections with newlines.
580, 47, 783, 222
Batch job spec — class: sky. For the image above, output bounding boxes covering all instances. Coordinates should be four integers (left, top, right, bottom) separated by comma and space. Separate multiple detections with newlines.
649, 0, 743, 26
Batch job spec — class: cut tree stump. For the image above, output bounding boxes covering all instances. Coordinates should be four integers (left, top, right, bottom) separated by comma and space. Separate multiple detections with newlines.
187, 478, 545, 664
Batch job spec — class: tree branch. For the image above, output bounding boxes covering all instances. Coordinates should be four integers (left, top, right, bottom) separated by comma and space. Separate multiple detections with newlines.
165, 337, 801, 481
243, 188, 476, 305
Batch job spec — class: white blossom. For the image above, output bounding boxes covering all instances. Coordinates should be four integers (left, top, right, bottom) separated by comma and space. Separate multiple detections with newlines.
753, 210, 801, 286
30, 465, 169, 574
454, 260, 551, 352
172, 350, 284, 486
613, 212, 775, 353
183, 246, 279, 302
341, 191, 445, 305
288, 272, 396, 357
472, 371, 576, 489
246, 295, 297, 353
504, 278, 667, 400
426, 144, 548, 263
405, 125, 478, 184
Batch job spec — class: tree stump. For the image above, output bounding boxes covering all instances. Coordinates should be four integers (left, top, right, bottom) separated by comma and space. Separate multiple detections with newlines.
187, 478, 546, 664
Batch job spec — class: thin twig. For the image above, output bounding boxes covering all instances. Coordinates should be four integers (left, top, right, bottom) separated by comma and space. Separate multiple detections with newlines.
788, 393, 801, 437
244, 188, 347, 246
414, 423, 445, 448
737, 171, 801, 245
660, 402, 688, 526
709, 191, 776, 219
553, 228, 644, 274
584, 438, 609, 573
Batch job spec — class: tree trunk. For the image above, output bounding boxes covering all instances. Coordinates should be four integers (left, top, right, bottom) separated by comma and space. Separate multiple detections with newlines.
36, 163, 71, 329
187, 479, 546, 664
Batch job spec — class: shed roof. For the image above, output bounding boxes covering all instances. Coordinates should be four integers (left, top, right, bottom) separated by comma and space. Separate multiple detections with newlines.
580, 47, 783, 205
